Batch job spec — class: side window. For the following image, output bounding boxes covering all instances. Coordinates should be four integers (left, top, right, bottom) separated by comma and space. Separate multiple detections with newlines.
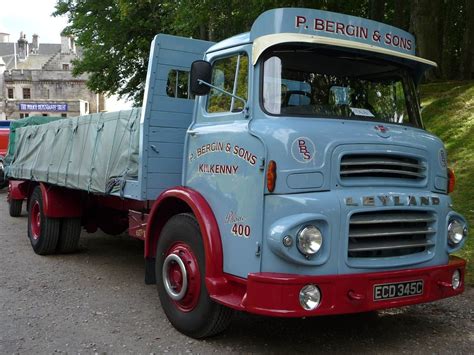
208, 53, 248, 113
166, 70, 192, 99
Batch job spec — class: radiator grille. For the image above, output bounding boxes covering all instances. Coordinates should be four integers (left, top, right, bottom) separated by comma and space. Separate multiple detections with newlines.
348, 210, 436, 258
340, 154, 426, 180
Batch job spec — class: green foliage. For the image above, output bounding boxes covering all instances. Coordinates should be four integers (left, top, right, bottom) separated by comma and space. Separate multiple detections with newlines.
53, 0, 371, 103
54, 0, 472, 104
54, 0, 170, 104
421, 81, 474, 284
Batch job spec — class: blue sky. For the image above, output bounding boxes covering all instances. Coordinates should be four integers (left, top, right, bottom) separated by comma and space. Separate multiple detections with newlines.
0, 0, 68, 44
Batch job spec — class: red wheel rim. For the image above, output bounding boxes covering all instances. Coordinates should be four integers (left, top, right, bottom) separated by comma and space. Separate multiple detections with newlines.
163, 242, 201, 312
31, 201, 41, 240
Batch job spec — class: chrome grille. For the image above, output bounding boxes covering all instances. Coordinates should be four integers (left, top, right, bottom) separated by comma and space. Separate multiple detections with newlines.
348, 211, 436, 258
340, 154, 426, 180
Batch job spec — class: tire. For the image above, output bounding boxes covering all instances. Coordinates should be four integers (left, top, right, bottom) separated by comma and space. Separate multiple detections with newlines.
57, 218, 81, 253
98, 221, 127, 236
156, 213, 233, 338
9, 199, 22, 217
0, 158, 7, 189
28, 186, 60, 255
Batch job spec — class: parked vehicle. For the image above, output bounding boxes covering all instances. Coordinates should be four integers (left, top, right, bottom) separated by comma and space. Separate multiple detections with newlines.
0, 120, 10, 189
6, 8, 467, 338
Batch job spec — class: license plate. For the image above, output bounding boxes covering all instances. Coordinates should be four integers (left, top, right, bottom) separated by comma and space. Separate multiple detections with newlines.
373, 280, 423, 301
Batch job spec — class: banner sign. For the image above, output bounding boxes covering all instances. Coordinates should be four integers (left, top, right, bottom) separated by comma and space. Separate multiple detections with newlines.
251, 8, 416, 55
19, 103, 68, 112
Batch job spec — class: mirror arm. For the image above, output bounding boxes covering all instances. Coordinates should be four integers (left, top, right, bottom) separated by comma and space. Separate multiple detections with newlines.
197, 79, 247, 108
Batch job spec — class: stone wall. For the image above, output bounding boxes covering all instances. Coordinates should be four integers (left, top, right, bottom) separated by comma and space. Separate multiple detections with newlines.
3, 69, 102, 118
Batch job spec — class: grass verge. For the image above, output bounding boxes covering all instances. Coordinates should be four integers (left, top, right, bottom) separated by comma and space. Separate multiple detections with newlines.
420, 81, 474, 284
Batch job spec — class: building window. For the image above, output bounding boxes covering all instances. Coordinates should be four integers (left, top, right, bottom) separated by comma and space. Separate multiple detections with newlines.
62, 64, 70, 70
19, 113, 30, 118
23, 88, 31, 99
61, 113, 67, 117
7, 88, 14, 99
42, 113, 48, 116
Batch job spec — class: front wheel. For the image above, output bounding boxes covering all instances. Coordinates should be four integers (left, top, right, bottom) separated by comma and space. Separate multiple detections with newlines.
156, 213, 233, 338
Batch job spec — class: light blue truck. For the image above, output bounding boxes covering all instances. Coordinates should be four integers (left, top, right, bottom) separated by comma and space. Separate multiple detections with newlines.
6, 8, 468, 338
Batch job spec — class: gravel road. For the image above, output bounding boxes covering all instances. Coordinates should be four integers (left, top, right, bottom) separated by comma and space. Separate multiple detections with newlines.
0, 188, 473, 354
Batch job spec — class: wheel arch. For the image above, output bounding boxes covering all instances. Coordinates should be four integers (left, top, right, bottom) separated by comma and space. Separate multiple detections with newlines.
8, 179, 32, 201
145, 187, 225, 285
37, 183, 82, 218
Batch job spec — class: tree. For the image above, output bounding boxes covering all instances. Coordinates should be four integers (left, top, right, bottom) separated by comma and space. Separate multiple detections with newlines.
369, 0, 385, 22
55, 0, 472, 105
409, 0, 444, 80
461, 0, 474, 79
54, 0, 171, 104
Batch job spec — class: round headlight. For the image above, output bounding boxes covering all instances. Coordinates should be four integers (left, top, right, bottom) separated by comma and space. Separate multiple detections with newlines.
447, 219, 467, 246
452, 269, 461, 290
299, 284, 321, 310
297, 225, 323, 256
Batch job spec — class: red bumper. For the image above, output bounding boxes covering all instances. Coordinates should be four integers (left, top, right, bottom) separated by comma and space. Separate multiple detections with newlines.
210, 256, 466, 317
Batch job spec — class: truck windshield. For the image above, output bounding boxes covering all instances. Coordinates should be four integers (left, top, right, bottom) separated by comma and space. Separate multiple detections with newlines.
262, 46, 422, 127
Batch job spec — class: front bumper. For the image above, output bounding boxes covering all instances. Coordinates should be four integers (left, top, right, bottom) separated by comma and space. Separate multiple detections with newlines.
212, 256, 466, 317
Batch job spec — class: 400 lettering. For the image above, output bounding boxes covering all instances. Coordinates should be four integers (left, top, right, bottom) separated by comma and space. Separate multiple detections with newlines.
231, 224, 251, 238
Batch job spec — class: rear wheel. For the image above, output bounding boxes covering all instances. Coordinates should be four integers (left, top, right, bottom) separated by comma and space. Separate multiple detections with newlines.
9, 199, 22, 217
0, 158, 7, 189
28, 186, 60, 255
57, 218, 81, 253
156, 213, 233, 338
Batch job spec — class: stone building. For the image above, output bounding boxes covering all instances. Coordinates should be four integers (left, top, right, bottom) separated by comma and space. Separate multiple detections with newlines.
0, 30, 105, 120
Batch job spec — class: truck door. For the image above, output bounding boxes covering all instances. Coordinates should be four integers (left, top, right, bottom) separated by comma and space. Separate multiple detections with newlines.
185, 48, 265, 278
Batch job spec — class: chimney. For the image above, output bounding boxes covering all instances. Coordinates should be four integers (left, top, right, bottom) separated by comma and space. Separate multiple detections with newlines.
31, 34, 39, 54
17, 32, 29, 60
61, 33, 76, 54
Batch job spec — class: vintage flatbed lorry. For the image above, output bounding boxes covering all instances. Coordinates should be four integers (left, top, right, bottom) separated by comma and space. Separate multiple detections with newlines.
5, 8, 468, 338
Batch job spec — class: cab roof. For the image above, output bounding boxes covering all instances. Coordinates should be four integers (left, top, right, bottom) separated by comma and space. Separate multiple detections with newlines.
205, 8, 436, 77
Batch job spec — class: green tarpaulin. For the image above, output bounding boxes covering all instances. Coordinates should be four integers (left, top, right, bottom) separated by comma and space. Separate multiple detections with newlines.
5, 116, 64, 165
6, 109, 140, 194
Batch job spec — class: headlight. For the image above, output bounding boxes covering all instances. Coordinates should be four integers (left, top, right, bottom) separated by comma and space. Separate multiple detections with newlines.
297, 225, 323, 256
447, 219, 467, 246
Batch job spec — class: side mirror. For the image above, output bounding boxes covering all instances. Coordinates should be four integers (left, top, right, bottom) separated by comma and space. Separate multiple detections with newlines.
190, 60, 212, 96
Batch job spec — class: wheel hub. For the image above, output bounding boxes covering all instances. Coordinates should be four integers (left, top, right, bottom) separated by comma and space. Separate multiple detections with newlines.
162, 243, 201, 312
31, 201, 41, 240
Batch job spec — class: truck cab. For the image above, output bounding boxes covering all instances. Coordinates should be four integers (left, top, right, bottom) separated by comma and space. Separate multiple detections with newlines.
184, 8, 466, 315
